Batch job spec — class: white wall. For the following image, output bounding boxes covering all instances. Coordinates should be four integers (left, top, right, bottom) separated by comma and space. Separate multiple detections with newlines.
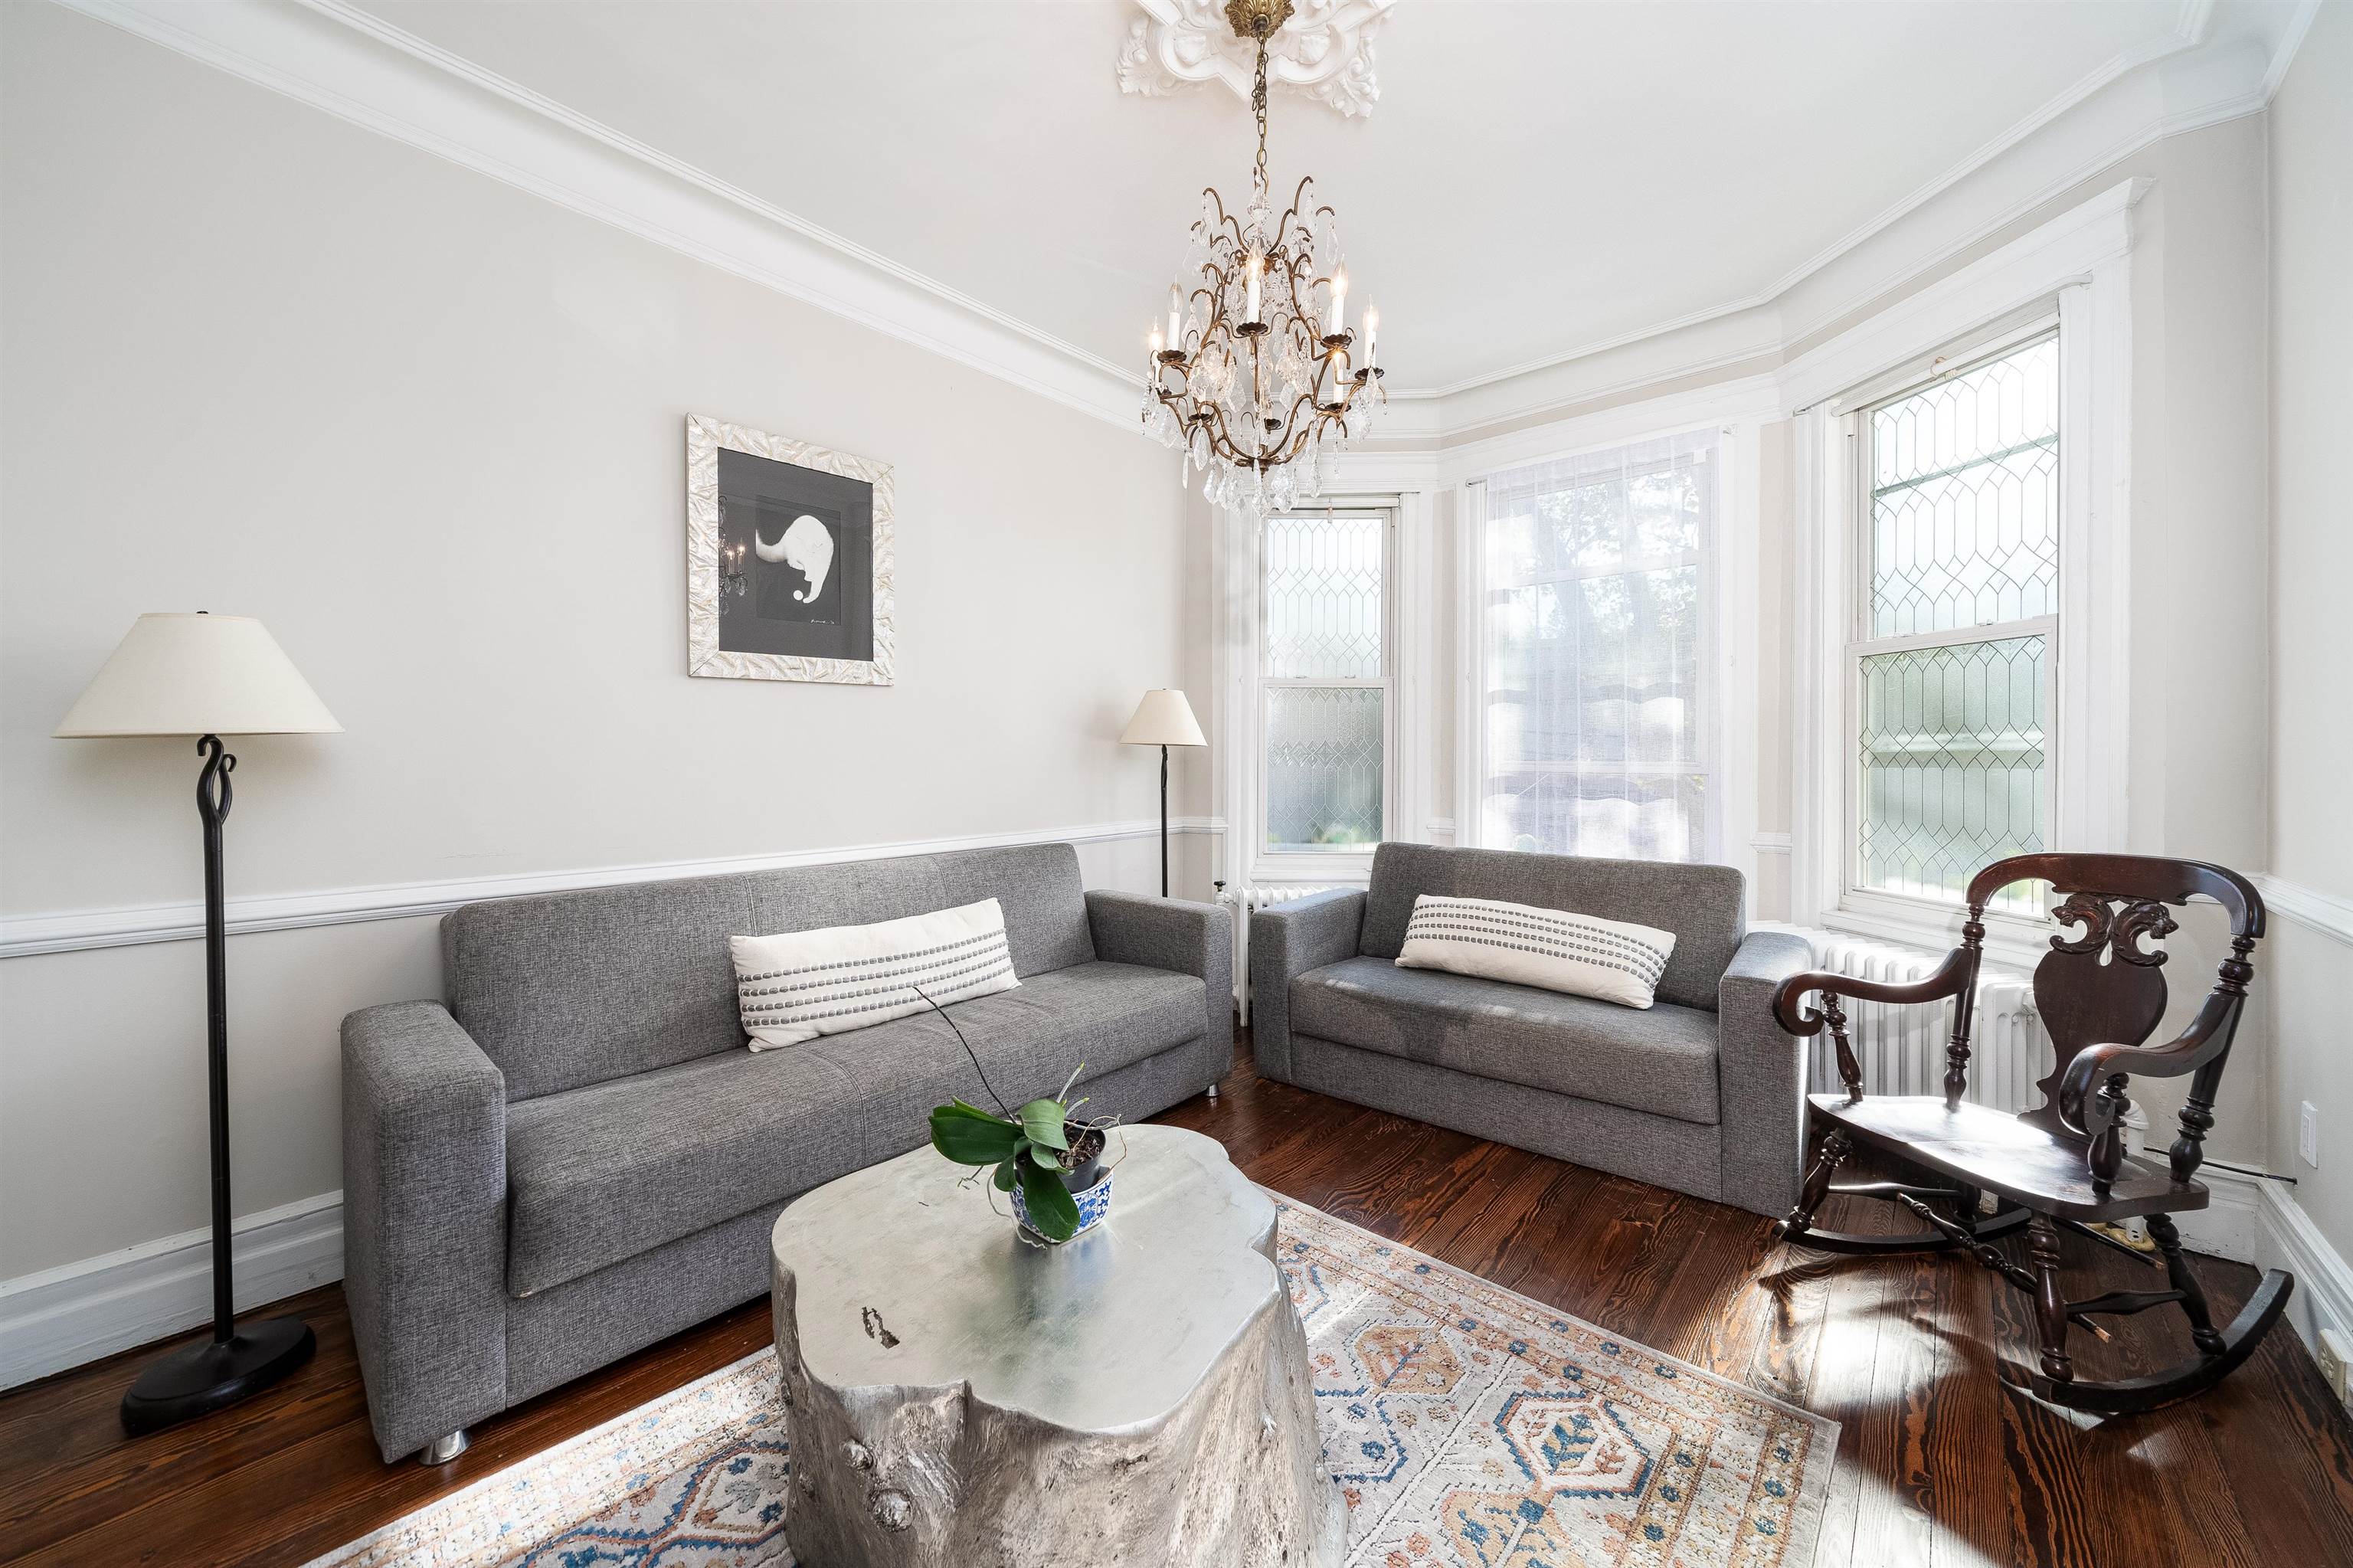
0, 6, 1198, 1282
2264, 6, 2353, 1259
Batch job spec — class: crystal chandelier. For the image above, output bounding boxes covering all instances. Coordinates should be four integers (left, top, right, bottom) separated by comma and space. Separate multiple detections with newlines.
1140, 0, 1386, 520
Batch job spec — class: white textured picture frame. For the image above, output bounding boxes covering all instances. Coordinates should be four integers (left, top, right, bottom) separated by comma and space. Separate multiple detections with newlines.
686, 414, 895, 685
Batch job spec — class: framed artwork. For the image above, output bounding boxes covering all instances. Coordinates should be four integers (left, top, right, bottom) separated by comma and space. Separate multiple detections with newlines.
686, 414, 895, 684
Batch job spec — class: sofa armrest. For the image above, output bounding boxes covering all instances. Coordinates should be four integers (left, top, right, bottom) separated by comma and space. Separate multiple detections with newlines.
342, 1000, 509, 1462
1249, 889, 1366, 1083
1715, 931, 1816, 1219
1085, 891, 1235, 1081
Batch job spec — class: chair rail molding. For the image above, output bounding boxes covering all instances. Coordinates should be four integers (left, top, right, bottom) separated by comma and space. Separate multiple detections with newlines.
2259, 875, 2353, 945
0, 817, 1226, 960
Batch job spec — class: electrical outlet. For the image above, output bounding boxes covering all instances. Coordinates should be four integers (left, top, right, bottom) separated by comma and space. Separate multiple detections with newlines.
2321, 1328, 2351, 1403
2302, 1102, 2321, 1168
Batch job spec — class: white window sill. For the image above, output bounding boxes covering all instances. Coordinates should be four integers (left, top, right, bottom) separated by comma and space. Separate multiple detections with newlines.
1818, 899, 2053, 976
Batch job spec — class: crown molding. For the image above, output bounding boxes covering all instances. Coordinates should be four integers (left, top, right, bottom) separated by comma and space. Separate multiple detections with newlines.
2263, 0, 2326, 99
0, 815, 1227, 960
56, 0, 1143, 430
48, 0, 2298, 444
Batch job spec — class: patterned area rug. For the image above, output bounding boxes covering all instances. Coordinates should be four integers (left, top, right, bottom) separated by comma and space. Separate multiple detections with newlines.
309, 1201, 1835, 1568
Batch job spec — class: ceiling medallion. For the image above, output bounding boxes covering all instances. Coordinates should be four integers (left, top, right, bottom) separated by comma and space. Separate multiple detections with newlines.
1139, 0, 1386, 520
1118, 0, 1396, 121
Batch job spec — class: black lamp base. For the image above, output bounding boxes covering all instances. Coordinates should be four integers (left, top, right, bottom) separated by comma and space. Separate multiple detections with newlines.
120, 1317, 315, 1435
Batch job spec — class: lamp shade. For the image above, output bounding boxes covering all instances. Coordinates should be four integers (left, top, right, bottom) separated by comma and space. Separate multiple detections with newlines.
1120, 689, 1206, 748
54, 613, 342, 738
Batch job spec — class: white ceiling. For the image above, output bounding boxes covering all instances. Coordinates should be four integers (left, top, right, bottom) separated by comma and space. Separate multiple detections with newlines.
356, 0, 2296, 394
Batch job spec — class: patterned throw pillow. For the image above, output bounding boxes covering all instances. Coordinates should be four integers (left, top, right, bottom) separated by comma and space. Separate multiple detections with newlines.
1394, 893, 1678, 1010
729, 897, 1020, 1049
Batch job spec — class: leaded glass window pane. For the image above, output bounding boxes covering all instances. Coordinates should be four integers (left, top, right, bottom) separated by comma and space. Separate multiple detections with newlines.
1857, 635, 2046, 904
1264, 514, 1383, 679
1265, 686, 1384, 851
1868, 334, 2059, 638
1478, 430, 1714, 862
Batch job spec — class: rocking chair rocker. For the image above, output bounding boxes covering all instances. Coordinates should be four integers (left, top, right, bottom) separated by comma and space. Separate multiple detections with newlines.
1772, 852, 2293, 1414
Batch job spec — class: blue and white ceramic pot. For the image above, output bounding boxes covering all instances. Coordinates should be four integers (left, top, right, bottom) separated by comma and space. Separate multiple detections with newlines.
1012, 1164, 1114, 1243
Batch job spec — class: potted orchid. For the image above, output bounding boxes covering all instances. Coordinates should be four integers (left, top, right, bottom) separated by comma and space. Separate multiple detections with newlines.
916, 991, 1114, 1244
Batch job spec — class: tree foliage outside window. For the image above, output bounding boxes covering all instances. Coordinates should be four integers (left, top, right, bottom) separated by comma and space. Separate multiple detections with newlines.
1478, 431, 1716, 862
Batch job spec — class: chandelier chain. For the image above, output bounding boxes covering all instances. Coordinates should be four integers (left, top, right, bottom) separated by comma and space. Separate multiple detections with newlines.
1251, 37, 1270, 201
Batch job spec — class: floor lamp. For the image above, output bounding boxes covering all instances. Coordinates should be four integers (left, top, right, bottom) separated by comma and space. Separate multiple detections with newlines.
54, 612, 342, 1434
1120, 689, 1206, 898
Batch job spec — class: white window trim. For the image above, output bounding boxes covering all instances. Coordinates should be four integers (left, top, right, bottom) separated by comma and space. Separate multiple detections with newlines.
1789, 178, 2143, 965
1214, 476, 1439, 891
1447, 380, 1773, 916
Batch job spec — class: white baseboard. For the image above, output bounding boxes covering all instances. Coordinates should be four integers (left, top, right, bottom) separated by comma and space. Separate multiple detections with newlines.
0, 1193, 345, 1390
2260, 1179, 2353, 1360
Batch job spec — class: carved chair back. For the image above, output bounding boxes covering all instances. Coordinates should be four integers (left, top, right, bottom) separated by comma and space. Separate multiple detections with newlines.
1959, 853, 2265, 1188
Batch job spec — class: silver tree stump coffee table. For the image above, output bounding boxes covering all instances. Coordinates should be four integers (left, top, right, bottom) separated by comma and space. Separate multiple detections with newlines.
770, 1123, 1343, 1568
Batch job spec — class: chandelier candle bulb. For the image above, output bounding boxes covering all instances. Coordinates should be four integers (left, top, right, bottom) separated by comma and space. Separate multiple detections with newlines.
1364, 308, 1378, 369
1327, 269, 1347, 338
1245, 250, 1263, 326
1149, 324, 1164, 356
1168, 284, 1183, 345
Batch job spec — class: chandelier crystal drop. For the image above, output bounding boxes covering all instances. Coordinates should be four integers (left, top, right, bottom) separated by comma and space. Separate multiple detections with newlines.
1141, 0, 1385, 522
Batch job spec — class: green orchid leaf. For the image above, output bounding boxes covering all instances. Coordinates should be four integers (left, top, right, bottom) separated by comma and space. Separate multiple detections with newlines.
1017, 1159, 1083, 1242
929, 1103, 1023, 1166
1023, 1141, 1062, 1170
993, 1157, 1019, 1193
1017, 1099, 1071, 1151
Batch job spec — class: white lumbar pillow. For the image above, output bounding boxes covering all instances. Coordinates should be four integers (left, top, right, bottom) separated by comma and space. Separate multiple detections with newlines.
1395, 893, 1678, 1010
731, 897, 1020, 1049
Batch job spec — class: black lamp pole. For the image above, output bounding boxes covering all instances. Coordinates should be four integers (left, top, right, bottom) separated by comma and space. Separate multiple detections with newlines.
119, 735, 316, 1434
1158, 742, 1171, 898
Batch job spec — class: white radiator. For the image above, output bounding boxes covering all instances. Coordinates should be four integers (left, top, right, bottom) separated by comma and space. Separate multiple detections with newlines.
1771, 927, 2046, 1112
1215, 883, 1339, 1023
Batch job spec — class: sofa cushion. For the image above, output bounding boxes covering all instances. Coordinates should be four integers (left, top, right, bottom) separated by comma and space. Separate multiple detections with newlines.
502, 959, 1205, 1295
802, 961, 1208, 1154
1359, 843, 1744, 1012
1288, 956, 1720, 1124
446, 842, 1095, 1102
505, 1043, 869, 1298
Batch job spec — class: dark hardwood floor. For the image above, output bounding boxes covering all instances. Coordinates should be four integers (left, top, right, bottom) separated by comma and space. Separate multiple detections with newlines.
7, 1037, 2352, 1566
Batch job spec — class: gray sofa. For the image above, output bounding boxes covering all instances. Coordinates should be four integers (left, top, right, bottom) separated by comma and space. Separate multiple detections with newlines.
341, 843, 1231, 1463
1252, 843, 1809, 1217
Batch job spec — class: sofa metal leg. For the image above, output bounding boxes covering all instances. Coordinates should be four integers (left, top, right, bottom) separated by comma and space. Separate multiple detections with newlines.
1205, 1083, 1221, 1102
420, 1428, 470, 1465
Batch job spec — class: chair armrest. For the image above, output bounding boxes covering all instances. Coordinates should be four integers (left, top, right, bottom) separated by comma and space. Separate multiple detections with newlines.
1248, 889, 1366, 1083
1716, 931, 1817, 1219
342, 1000, 508, 1462
1085, 890, 1234, 1068
1770, 947, 1976, 1101
2060, 990, 2248, 1183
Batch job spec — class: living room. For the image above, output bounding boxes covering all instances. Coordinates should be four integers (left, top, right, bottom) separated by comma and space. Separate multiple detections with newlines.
2, 1, 2347, 1563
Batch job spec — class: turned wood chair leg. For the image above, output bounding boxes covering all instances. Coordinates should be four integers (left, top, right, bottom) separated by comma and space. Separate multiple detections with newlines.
2147, 1213, 2227, 1356
1776, 1129, 1852, 1241
2028, 1215, 2073, 1385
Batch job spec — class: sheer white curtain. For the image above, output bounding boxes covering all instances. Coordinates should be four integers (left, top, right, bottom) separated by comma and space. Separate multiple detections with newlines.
1477, 430, 1716, 862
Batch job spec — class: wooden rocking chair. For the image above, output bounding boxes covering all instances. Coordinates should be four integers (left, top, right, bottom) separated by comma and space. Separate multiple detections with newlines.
1772, 852, 2294, 1413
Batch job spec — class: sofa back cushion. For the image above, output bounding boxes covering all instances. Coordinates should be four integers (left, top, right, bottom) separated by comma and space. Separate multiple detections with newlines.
1360, 843, 1743, 1012
443, 843, 1094, 1101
